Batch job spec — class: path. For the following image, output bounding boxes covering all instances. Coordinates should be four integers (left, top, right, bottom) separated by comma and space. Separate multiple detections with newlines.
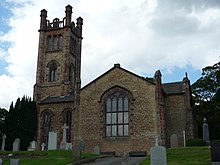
82, 157, 146, 165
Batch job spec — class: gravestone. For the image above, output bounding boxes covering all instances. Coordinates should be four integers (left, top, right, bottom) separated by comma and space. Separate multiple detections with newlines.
0, 159, 2, 165
41, 143, 46, 151
170, 134, 178, 148
211, 142, 220, 165
150, 146, 167, 165
74, 139, 85, 158
12, 138, 20, 151
121, 151, 129, 165
1, 134, 6, 151
10, 159, 20, 165
59, 124, 69, 149
48, 131, 57, 150
28, 140, 37, 151
203, 118, 210, 144
94, 145, 100, 154
66, 143, 72, 150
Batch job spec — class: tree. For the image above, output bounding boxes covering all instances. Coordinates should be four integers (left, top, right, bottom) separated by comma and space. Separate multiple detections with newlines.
0, 107, 8, 147
192, 61, 220, 139
5, 96, 37, 150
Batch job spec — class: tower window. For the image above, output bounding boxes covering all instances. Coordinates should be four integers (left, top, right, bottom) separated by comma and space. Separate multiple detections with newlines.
59, 35, 63, 49
62, 109, 72, 143
47, 34, 62, 51
41, 110, 53, 147
47, 36, 52, 51
48, 61, 58, 82
53, 35, 58, 50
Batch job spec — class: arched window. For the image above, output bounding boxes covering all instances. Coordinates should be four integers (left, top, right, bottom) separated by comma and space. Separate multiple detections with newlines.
47, 36, 52, 51
53, 35, 58, 50
48, 61, 57, 82
104, 90, 130, 137
62, 109, 72, 143
59, 34, 62, 49
69, 64, 74, 87
41, 110, 53, 146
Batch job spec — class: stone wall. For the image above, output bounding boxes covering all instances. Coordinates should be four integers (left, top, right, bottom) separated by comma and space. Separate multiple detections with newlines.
79, 66, 160, 155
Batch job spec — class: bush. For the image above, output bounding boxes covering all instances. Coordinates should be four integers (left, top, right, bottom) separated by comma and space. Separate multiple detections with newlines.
186, 139, 206, 146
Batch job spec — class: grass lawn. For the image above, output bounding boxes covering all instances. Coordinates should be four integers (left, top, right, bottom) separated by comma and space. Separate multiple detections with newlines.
0, 150, 97, 165
139, 147, 211, 165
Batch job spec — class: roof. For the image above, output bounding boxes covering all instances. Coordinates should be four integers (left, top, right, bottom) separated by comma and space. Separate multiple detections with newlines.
81, 64, 155, 90
162, 81, 184, 95
39, 92, 74, 104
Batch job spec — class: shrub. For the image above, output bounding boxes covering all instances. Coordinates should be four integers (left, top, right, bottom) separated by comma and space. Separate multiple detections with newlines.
186, 139, 206, 146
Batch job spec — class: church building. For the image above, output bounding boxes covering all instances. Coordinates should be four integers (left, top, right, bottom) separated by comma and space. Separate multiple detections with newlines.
33, 5, 194, 155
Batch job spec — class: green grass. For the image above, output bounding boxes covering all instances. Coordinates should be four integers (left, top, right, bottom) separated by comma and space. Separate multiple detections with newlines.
0, 150, 97, 165
139, 147, 211, 165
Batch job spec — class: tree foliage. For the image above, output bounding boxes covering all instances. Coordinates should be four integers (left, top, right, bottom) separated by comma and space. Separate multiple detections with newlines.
4, 96, 37, 151
192, 61, 220, 139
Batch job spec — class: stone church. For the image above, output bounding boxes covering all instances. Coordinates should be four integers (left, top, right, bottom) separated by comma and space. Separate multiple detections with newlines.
33, 5, 194, 155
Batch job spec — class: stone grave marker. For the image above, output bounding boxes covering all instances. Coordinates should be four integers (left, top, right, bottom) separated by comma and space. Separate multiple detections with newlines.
41, 143, 46, 151
66, 143, 72, 150
28, 140, 37, 151
1, 134, 6, 151
203, 118, 210, 144
170, 134, 178, 148
48, 131, 57, 150
121, 151, 129, 165
10, 159, 20, 165
0, 159, 2, 165
94, 145, 100, 154
12, 138, 20, 151
60, 123, 69, 149
150, 146, 167, 165
211, 142, 220, 165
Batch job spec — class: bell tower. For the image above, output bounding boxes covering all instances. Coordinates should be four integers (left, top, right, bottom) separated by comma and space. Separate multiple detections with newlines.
34, 5, 83, 101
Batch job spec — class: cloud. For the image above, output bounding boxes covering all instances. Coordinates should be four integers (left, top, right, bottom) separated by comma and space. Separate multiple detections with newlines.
0, 0, 220, 109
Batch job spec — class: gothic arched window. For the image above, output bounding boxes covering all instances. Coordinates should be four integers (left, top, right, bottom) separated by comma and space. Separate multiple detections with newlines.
41, 110, 53, 146
62, 109, 72, 143
59, 34, 62, 49
48, 61, 58, 82
103, 89, 131, 137
47, 36, 52, 51
53, 35, 58, 50
69, 64, 74, 87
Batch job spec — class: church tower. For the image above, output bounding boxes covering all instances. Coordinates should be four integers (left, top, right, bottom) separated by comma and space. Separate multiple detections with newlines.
33, 5, 83, 148
34, 5, 83, 100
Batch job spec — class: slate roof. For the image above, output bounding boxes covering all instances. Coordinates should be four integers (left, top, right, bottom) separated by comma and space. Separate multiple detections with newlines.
39, 92, 74, 104
162, 81, 184, 95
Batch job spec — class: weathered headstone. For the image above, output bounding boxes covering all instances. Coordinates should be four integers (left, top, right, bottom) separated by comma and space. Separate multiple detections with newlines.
10, 159, 20, 165
59, 123, 69, 149
28, 140, 37, 151
41, 143, 46, 151
48, 131, 57, 150
94, 145, 100, 154
75, 139, 85, 158
12, 138, 20, 151
66, 143, 72, 150
0, 159, 3, 165
1, 134, 6, 151
211, 142, 220, 165
170, 134, 178, 148
203, 118, 210, 144
183, 130, 186, 147
150, 146, 167, 165
121, 151, 129, 165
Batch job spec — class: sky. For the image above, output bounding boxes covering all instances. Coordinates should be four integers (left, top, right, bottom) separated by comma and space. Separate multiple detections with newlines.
0, 0, 220, 109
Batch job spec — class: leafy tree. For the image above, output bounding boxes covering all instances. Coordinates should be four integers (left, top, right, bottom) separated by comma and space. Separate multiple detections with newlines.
192, 61, 220, 139
0, 107, 8, 147
5, 96, 37, 151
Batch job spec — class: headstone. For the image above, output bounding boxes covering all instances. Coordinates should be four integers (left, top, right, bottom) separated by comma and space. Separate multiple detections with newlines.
0, 159, 2, 165
121, 151, 129, 165
150, 146, 167, 165
170, 134, 178, 148
48, 131, 57, 150
203, 118, 210, 144
1, 134, 6, 151
79, 139, 85, 152
66, 143, 72, 150
75, 139, 85, 158
28, 140, 37, 151
41, 143, 46, 151
10, 159, 20, 165
94, 145, 100, 154
183, 130, 186, 147
59, 124, 69, 149
211, 142, 220, 165
12, 138, 20, 151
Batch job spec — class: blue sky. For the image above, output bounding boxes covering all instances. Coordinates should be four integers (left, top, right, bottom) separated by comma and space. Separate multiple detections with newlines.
0, 0, 219, 109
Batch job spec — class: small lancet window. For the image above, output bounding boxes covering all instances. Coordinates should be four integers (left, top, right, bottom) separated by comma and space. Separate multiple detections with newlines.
47, 36, 52, 51
59, 35, 62, 49
53, 35, 58, 50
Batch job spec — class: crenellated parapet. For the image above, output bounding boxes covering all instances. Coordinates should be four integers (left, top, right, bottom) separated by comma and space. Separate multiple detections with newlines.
39, 5, 83, 37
